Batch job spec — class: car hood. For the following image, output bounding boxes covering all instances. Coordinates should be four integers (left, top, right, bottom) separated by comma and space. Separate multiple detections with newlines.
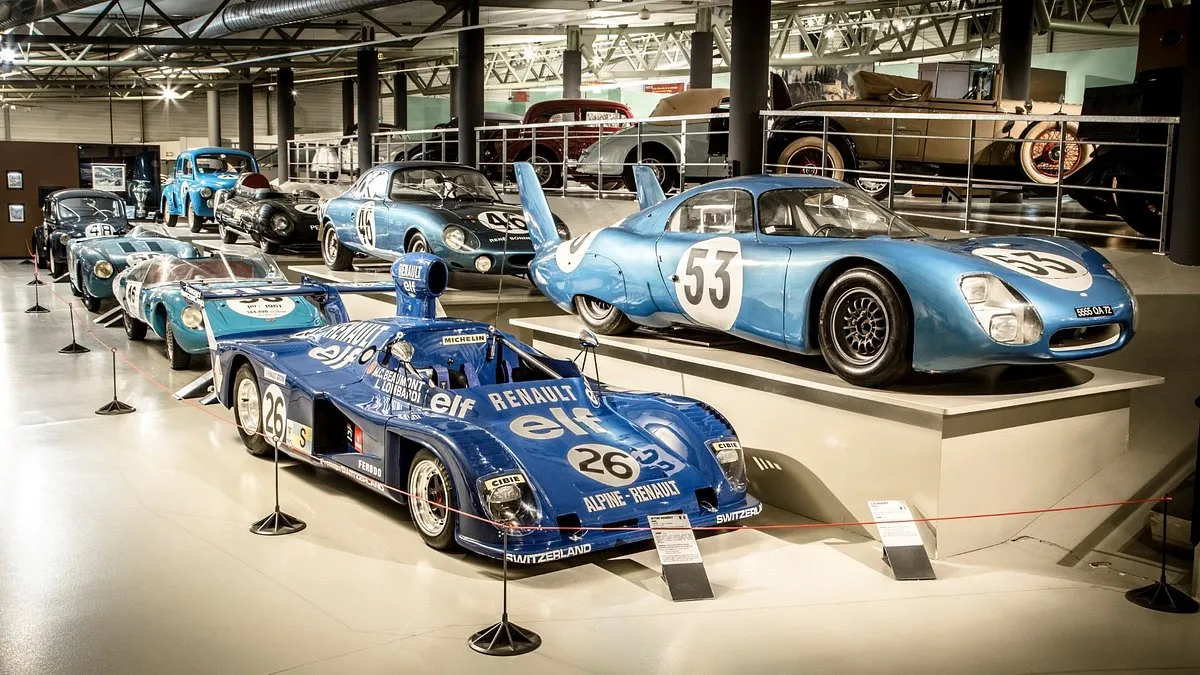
433, 201, 532, 242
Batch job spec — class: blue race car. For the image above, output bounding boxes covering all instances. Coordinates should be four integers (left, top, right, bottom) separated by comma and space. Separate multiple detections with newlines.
113, 252, 314, 370
160, 147, 258, 233
515, 163, 1137, 388
193, 254, 760, 563
32, 189, 129, 280
318, 161, 569, 275
67, 224, 200, 313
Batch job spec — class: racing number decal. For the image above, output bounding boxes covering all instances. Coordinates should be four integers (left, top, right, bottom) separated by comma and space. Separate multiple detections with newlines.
84, 224, 115, 238
355, 201, 377, 248
673, 237, 743, 331
478, 211, 527, 232
972, 247, 1092, 292
261, 383, 287, 445
566, 444, 641, 487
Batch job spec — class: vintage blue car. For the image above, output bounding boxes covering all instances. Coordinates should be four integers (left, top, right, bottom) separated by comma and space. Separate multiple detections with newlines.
113, 252, 311, 370
192, 254, 760, 562
67, 224, 200, 313
318, 161, 569, 275
516, 163, 1138, 388
32, 189, 129, 280
160, 147, 258, 233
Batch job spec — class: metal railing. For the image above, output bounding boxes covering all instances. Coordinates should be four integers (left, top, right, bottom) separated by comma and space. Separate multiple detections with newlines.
761, 109, 1180, 250
374, 127, 459, 168
287, 134, 358, 184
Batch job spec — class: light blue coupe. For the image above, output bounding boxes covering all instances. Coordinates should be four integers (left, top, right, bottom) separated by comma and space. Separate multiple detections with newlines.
67, 224, 199, 313
516, 163, 1137, 387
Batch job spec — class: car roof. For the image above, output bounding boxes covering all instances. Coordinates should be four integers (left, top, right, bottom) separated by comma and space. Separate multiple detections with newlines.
51, 188, 124, 200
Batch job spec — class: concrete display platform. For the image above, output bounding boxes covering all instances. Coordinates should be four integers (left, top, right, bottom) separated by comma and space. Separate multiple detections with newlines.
515, 315, 1164, 558
293, 265, 561, 340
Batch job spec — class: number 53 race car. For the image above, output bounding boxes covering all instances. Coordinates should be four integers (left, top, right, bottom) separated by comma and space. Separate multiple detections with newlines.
191, 253, 760, 563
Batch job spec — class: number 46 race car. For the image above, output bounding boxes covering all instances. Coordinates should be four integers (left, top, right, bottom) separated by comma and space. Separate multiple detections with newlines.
189, 253, 760, 563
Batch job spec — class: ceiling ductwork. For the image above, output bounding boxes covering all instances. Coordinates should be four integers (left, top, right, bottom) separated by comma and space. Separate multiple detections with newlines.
117, 0, 414, 62
0, 0, 110, 31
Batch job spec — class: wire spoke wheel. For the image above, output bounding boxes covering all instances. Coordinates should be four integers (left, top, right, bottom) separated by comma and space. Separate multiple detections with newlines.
1029, 127, 1082, 179
409, 460, 450, 537
830, 288, 890, 366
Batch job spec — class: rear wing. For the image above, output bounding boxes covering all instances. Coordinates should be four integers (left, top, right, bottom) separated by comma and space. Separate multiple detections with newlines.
182, 278, 395, 329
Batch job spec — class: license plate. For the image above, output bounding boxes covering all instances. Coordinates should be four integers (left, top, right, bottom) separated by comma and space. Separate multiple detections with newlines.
1074, 305, 1114, 318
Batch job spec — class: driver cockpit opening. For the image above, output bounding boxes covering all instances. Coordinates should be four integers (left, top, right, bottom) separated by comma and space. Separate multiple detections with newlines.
392, 329, 573, 391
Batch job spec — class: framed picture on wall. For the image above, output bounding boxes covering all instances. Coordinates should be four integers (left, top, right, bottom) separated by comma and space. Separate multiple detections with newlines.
8, 203, 26, 223
91, 164, 127, 193
6, 171, 22, 190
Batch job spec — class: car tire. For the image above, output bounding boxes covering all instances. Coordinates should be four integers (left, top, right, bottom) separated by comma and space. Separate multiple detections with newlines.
48, 253, 64, 280
232, 363, 273, 456
1110, 175, 1163, 237
1069, 189, 1117, 216
161, 199, 178, 227
407, 449, 460, 551
406, 231, 430, 254
778, 135, 847, 181
1019, 120, 1090, 185
322, 225, 354, 271
219, 221, 239, 244
82, 294, 102, 313
123, 311, 147, 341
574, 295, 637, 335
623, 146, 678, 192
854, 174, 890, 201
34, 237, 47, 268
187, 200, 204, 233
818, 268, 911, 388
165, 323, 192, 370
527, 150, 563, 188
69, 276, 83, 297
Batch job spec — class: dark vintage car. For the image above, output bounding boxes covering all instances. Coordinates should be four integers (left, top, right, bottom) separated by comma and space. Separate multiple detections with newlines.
399, 111, 523, 164
213, 172, 320, 253
33, 189, 129, 279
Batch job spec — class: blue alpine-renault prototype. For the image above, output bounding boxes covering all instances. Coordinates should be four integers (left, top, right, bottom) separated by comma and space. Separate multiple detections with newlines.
515, 163, 1137, 388
113, 252, 318, 370
193, 254, 760, 563
318, 161, 569, 276
67, 224, 200, 313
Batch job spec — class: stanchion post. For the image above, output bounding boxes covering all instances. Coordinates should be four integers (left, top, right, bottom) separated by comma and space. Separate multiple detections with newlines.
25, 278, 49, 314
1124, 494, 1199, 613
27, 258, 44, 285
95, 348, 135, 415
468, 531, 541, 656
59, 303, 90, 354
249, 437, 307, 536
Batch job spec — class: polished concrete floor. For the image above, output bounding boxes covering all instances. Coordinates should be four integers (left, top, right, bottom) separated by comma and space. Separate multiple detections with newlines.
3, 225, 1200, 673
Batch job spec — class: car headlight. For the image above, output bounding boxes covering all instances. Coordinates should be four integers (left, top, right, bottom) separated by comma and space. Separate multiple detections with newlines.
94, 260, 114, 279
959, 274, 1042, 345
1104, 263, 1137, 331
443, 224, 478, 252
478, 473, 540, 536
199, 187, 213, 198
708, 439, 748, 493
474, 256, 494, 273
270, 214, 293, 235
181, 306, 204, 329
58, 233, 71, 244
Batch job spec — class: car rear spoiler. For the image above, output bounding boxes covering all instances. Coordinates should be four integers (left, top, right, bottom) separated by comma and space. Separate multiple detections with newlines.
514, 161, 562, 253
632, 164, 666, 210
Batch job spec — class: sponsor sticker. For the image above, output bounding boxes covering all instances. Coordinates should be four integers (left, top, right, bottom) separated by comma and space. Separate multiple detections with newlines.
285, 419, 311, 454
263, 367, 287, 385
715, 503, 763, 524
441, 333, 488, 346
227, 296, 296, 320
482, 474, 526, 491
505, 543, 592, 564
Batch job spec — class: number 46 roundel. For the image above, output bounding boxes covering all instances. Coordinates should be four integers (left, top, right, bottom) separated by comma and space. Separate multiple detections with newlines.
672, 237, 744, 331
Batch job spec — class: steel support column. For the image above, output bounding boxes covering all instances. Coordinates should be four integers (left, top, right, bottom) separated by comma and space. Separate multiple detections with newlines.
563, 26, 582, 99
458, 0, 483, 167
237, 77, 254, 153
393, 71, 408, 130
1168, 5, 1200, 265
357, 48, 379, 174
728, 0, 770, 176
1000, 0, 1034, 102
276, 67, 294, 183
207, 89, 222, 147
342, 76, 354, 135
690, 8, 713, 90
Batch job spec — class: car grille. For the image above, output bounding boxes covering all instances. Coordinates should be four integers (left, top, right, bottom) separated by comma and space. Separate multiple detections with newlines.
1049, 323, 1121, 351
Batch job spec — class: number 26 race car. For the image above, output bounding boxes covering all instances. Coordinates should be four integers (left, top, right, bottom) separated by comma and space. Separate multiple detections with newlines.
190, 253, 760, 563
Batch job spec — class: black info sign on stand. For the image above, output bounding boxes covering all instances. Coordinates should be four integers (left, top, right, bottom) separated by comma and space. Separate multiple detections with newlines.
868, 500, 936, 581
648, 514, 714, 601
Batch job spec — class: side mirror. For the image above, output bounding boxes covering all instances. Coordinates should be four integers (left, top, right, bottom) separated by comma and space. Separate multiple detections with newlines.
389, 338, 414, 363
578, 329, 599, 350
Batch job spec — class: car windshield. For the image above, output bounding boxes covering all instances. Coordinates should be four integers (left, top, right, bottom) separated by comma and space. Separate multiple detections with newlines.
759, 188, 926, 239
142, 253, 281, 286
57, 196, 126, 222
128, 224, 169, 238
195, 153, 253, 175
389, 167, 499, 202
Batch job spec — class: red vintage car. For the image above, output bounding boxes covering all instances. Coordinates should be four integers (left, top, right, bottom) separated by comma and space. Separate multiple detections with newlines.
480, 98, 634, 188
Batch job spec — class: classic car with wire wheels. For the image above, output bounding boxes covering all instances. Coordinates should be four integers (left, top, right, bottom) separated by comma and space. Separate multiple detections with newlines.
160, 147, 258, 233
113, 252, 309, 370
32, 189, 129, 280
213, 172, 320, 252
318, 161, 569, 275
193, 253, 760, 562
66, 223, 199, 313
516, 162, 1137, 388
399, 112, 523, 164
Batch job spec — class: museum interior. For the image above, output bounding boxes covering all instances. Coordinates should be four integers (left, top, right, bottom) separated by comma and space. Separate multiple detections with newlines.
2, 0, 1200, 672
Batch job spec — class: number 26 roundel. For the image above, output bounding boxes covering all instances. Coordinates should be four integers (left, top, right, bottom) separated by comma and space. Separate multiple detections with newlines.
672, 237, 744, 331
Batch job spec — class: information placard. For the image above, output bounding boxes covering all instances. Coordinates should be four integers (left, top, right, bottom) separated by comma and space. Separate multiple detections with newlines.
868, 500, 936, 581
648, 514, 713, 601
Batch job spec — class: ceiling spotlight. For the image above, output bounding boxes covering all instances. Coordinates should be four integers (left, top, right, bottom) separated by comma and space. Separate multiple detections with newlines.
0, 47, 16, 63
639, 7, 650, 20
160, 86, 180, 100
